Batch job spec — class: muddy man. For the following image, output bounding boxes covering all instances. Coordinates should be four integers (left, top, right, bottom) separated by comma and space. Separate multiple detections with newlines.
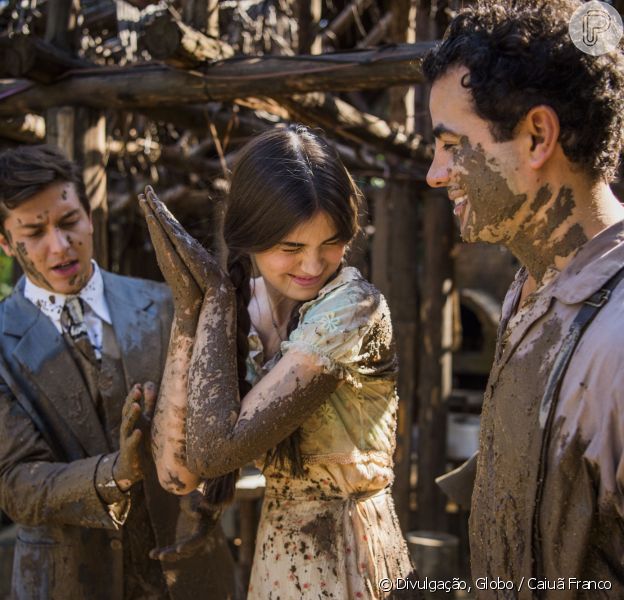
0, 145, 235, 599
424, 1, 624, 598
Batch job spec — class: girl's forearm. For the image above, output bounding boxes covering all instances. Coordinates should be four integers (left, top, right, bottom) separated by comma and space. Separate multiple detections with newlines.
186, 289, 340, 477
186, 285, 241, 475
184, 283, 341, 479
152, 319, 200, 494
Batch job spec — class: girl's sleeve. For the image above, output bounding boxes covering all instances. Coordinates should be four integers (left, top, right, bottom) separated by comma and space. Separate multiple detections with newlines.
280, 281, 384, 384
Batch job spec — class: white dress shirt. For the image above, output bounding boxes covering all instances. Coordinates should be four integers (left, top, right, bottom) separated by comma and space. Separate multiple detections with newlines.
24, 261, 112, 358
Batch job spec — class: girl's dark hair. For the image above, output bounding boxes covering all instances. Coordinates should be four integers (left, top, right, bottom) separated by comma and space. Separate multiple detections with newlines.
224, 124, 360, 479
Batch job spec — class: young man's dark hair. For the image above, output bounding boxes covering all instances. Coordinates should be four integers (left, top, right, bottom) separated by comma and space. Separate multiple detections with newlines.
423, 0, 624, 180
0, 144, 89, 232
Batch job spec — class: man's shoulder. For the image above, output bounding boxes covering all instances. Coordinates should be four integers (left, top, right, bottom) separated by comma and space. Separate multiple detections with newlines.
101, 271, 171, 306
0, 284, 27, 321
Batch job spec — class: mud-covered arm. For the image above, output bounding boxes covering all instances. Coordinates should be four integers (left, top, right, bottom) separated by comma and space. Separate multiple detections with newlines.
185, 290, 342, 480
140, 187, 342, 486
139, 187, 212, 493
185, 275, 389, 479
0, 379, 120, 529
151, 319, 202, 493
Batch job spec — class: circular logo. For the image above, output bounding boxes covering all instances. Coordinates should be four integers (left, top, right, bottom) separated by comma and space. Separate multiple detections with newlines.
568, 1, 623, 56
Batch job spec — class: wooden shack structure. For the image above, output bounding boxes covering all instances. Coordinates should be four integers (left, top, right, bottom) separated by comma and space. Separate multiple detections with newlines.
2, 0, 622, 593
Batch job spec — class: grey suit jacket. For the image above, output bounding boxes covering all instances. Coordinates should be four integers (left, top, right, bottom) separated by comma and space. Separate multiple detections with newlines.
0, 271, 235, 600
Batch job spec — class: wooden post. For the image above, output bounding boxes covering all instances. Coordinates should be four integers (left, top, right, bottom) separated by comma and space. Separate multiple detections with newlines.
45, 107, 75, 158
43, 0, 108, 269
296, 0, 322, 54
74, 109, 109, 269
44, 0, 76, 51
45, 107, 109, 269
416, 191, 454, 530
372, 0, 419, 531
415, 0, 456, 531
183, 0, 219, 35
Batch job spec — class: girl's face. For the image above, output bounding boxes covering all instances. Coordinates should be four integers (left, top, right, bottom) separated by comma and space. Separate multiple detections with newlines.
253, 211, 347, 303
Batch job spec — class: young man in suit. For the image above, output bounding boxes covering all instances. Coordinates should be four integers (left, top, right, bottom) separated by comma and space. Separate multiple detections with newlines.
424, 1, 624, 597
0, 144, 235, 599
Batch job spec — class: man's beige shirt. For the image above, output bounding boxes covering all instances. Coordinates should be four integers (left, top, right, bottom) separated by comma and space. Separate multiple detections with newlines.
470, 220, 624, 599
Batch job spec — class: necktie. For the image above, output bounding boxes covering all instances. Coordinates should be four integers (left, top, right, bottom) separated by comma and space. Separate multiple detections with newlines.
61, 296, 98, 365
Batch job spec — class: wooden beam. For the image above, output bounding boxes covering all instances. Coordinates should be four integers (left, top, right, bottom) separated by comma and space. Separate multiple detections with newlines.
144, 103, 274, 137
357, 11, 394, 47
0, 34, 90, 83
143, 12, 234, 68
315, 0, 374, 48
0, 42, 435, 116
81, 2, 117, 33
0, 115, 45, 144
281, 92, 431, 162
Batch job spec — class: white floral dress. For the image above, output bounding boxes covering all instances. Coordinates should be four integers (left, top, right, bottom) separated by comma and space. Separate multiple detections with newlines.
246, 267, 416, 599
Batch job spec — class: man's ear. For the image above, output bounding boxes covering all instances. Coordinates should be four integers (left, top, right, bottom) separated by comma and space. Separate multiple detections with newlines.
522, 105, 560, 170
0, 232, 15, 258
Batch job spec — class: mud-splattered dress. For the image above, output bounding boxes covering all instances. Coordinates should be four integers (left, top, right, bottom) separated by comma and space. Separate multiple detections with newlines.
246, 267, 416, 599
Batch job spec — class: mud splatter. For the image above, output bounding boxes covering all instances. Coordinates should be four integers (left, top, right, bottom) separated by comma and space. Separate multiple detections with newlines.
453, 139, 588, 283
471, 316, 565, 591
14, 241, 53, 289
301, 511, 337, 562
163, 470, 186, 494
455, 138, 527, 244
68, 271, 90, 289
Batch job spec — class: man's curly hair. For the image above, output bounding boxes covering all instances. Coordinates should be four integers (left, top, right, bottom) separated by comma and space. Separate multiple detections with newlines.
423, 0, 624, 181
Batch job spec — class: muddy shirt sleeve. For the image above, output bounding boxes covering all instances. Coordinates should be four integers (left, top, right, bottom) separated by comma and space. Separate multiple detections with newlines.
0, 380, 120, 529
280, 279, 383, 383
94, 452, 131, 527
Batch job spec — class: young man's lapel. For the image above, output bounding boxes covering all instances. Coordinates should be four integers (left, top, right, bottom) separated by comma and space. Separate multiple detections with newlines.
3, 283, 109, 457
102, 271, 165, 390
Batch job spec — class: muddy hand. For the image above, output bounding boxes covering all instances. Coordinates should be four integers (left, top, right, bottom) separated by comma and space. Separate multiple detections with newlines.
139, 194, 203, 333
113, 384, 145, 492
149, 489, 221, 562
142, 186, 225, 293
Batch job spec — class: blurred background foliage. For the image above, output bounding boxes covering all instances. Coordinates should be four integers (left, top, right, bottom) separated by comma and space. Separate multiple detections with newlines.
0, 252, 13, 299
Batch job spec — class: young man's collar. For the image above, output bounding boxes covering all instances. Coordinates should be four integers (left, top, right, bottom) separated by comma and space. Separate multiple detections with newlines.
24, 260, 112, 328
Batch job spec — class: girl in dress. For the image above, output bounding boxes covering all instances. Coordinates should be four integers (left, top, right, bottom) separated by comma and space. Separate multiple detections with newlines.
141, 126, 418, 599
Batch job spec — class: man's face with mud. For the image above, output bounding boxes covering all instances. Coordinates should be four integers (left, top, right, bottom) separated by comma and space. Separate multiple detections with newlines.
0, 182, 94, 294
427, 65, 528, 244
